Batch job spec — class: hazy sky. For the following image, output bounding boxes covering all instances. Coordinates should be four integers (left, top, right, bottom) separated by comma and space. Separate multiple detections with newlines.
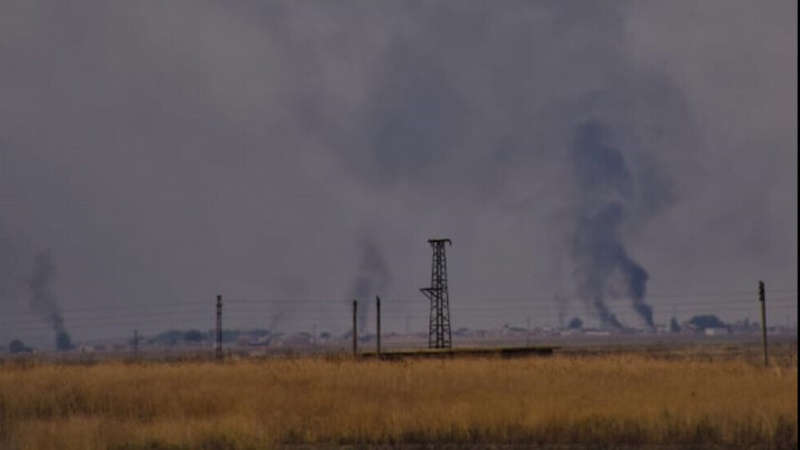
1, 1, 796, 347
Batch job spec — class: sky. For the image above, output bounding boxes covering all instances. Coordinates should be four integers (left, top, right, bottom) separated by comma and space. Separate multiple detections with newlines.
1, 1, 797, 347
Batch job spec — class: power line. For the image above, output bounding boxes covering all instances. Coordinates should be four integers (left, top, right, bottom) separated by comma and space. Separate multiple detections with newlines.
2, 295, 794, 323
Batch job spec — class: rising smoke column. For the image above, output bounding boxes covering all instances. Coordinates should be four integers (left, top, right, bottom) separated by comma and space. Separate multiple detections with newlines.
553, 294, 570, 328
27, 250, 74, 350
268, 277, 306, 332
349, 237, 392, 334
569, 121, 654, 329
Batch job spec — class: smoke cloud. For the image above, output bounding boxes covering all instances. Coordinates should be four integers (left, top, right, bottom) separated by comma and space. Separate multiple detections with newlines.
0, 1, 794, 340
569, 122, 654, 329
349, 237, 392, 334
268, 277, 306, 332
1, 233, 73, 350
28, 250, 74, 350
553, 294, 570, 328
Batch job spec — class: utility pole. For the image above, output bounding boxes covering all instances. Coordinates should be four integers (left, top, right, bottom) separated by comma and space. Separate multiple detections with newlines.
759, 281, 768, 368
216, 294, 223, 361
376, 296, 382, 357
420, 238, 453, 349
352, 300, 358, 358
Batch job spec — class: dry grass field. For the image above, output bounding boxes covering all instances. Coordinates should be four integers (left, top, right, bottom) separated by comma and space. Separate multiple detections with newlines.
0, 344, 796, 449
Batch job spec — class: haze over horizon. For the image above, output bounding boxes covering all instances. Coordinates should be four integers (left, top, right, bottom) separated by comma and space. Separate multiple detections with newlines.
1, 1, 796, 348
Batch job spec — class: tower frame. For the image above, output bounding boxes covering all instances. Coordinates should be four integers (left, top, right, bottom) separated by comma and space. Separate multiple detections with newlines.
420, 239, 452, 349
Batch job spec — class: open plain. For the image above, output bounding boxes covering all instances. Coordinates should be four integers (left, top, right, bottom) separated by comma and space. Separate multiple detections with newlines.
0, 341, 796, 450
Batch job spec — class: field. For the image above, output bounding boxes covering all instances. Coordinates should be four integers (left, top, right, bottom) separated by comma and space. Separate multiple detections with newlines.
0, 343, 796, 449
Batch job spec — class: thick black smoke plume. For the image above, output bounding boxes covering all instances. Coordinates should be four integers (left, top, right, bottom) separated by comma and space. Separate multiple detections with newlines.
569, 121, 654, 329
28, 250, 74, 350
349, 237, 391, 334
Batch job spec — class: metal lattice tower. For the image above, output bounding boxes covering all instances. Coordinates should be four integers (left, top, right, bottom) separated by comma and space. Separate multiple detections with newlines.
420, 239, 452, 349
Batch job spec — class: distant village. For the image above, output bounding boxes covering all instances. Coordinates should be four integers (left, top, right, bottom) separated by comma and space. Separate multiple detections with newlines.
4, 313, 796, 357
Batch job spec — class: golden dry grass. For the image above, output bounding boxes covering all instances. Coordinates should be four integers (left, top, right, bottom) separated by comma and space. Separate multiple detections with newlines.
0, 351, 796, 449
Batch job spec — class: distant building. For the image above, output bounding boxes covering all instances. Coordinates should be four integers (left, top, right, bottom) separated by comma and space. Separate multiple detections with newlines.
584, 330, 611, 337
655, 324, 671, 334
703, 327, 730, 336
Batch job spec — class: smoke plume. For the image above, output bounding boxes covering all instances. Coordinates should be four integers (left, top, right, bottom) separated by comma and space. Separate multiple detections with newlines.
349, 237, 391, 334
28, 250, 74, 350
0, 2, 793, 339
553, 294, 570, 328
569, 122, 654, 329
268, 277, 306, 332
